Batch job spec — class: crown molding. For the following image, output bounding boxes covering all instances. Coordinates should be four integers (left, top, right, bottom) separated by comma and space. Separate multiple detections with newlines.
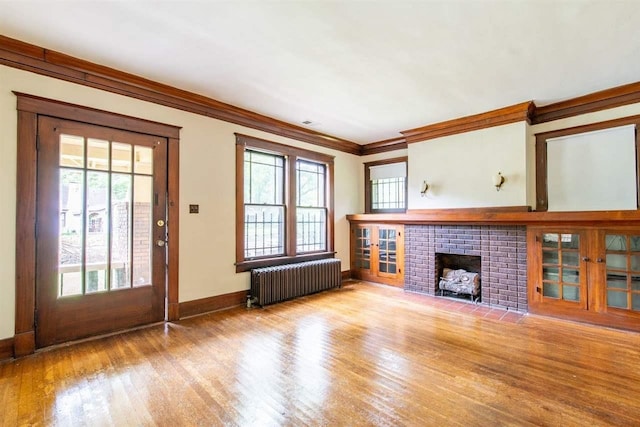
0, 35, 362, 155
360, 136, 407, 156
399, 101, 536, 144
532, 81, 640, 124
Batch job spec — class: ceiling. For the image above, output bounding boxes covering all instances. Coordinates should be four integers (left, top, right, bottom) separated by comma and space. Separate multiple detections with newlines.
1, 1, 640, 144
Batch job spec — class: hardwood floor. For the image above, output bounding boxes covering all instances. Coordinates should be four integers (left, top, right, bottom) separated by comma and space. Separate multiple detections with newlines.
2, 281, 640, 426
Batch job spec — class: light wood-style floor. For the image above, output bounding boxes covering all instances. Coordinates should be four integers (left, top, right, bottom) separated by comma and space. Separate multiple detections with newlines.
2, 281, 640, 426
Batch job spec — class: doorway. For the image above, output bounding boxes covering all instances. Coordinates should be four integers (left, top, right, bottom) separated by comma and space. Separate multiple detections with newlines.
14, 93, 180, 354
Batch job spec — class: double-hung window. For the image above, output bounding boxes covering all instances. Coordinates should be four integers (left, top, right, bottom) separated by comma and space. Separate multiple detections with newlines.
236, 134, 334, 272
364, 157, 408, 213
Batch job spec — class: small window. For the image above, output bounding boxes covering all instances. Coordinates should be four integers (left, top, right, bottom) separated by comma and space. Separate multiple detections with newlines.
365, 157, 407, 213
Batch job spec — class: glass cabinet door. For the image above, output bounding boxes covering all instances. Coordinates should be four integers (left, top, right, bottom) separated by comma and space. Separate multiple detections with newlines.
605, 234, 640, 313
353, 226, 372, 271
377, 227, 398, 276
536, 231, 587, 310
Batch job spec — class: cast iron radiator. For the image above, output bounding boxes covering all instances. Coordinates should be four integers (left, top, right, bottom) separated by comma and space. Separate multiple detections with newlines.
250, 258, 342, 306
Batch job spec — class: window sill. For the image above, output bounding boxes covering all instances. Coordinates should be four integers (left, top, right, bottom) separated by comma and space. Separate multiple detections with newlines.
235, 252, 337, 273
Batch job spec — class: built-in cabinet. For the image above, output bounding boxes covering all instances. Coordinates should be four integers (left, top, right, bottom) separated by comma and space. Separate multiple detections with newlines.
350, 224, 404, 287
528, 227, 640, 331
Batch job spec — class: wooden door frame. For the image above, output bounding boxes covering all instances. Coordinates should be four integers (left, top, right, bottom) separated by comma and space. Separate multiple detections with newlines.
14, 93, 181, 357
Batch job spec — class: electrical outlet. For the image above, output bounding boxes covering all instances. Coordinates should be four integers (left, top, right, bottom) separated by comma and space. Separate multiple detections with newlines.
189, 204, 199, 214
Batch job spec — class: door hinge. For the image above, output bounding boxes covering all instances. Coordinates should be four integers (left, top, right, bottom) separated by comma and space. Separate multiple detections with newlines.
536, 286, 541, 294
535, 235, 539, 242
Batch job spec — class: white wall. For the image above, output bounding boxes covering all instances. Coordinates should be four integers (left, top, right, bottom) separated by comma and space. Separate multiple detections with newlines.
408, 122, 529, 209
0, 65, 361, 340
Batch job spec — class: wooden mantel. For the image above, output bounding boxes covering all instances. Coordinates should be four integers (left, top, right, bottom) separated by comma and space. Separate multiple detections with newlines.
346, 206, 640, 226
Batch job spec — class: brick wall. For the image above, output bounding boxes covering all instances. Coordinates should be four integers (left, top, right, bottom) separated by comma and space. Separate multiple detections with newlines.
405, 225, 527, 312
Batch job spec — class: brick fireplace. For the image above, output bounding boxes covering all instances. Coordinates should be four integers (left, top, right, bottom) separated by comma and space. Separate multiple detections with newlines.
404, 225, 528, 312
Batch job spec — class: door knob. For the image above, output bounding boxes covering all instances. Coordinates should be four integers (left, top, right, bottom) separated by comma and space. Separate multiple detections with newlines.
582, 257, 590, 262
156, 239, 167, 247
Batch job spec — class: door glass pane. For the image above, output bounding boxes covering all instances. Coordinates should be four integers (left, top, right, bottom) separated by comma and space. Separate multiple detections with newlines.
111, 173, 132, 289
542, 250, 559, 264
632, 275, 640, 291
562, 252, 579, 266
606, 235, 627, 251
134, 145, 153, 175
132, 176, 153, 287
632, 294, 640, 311
630, 236, 640, 252
608, 290, 628, 309
112, 142, 132, 173
563, 285, 580, 301
607, 274, 628, 289
60, 134, 84, 168
87, 139, 109, 171
607, 254, 627, 270
631, 255, 640, 271
85, 171, 109, 293
379, 263, 387, 273
561, 234, 579, 249
59, 168, 84, 297
542, 234, 559, 248
543, 283, 559, 298
562, 268, 579, 284
543, 267, 559, 281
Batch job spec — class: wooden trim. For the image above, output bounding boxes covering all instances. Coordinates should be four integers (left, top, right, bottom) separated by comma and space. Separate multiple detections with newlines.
533, 81, 640, 124
235, 252, 337, 273
0, 35, 361, 155
167, 137, 180, 321
14, 92, 181, 138
364, 156, 408, 214
0, 337, 14, 361
534, 114, 640, 211
179, 290, 248, 318
341, 270, 352, 281
401, 101, 535, 144
408, 206, 531, 215
14, 110, 37, 345
13, 331, 35, 358
347, 209, 640, 226
361, 137, 407, 156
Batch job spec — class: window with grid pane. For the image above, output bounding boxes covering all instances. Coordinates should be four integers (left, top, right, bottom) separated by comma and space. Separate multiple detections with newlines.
296, 160, 327, 253
235, 134, 334, 272
365, 157, 407, 213
243, 150, 285, 258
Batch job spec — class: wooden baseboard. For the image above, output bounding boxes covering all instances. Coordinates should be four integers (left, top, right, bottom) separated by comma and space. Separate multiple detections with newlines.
13, 331, 35, 358
179, 290, 248, 318
0, 337, 14, 361
341, 270, 352, 280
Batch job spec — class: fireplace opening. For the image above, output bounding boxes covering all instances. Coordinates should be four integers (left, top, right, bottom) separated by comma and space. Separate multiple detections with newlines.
435, 253, 481, 303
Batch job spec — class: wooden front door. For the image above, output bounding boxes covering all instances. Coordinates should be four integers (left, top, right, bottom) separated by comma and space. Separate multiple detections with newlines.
35, 116, 168, 347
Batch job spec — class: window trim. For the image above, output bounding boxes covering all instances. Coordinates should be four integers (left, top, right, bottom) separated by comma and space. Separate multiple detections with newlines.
364, 156, 408, 214
535, 116, 640, 212
235, 133, 335, 272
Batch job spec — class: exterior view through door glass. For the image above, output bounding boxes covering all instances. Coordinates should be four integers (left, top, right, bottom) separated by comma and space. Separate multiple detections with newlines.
36, 117, 167, 347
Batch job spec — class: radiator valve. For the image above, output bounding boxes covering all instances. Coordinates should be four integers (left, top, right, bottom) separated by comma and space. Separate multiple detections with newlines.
246, 295, 258, 308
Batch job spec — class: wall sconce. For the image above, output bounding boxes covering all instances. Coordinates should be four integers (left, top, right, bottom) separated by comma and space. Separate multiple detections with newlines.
421, 180, 430, 197
493, 172, 505, 191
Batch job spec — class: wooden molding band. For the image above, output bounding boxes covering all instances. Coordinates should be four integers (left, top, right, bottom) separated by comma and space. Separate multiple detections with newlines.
0, 35, 361, 155
347, 208, 640, 226
179, 290, 248, 318
533, 81, 640, 124
0, 337, 14, 361
400, 101, 535, 144
360, 137, 407, 156
408, 206, 532, 215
